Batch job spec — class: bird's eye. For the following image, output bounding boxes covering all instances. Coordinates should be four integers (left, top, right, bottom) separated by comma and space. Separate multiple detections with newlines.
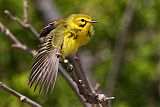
81, 19, 85, 22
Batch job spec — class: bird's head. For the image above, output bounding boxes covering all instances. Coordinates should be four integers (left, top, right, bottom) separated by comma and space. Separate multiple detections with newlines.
66, 14, 97, 30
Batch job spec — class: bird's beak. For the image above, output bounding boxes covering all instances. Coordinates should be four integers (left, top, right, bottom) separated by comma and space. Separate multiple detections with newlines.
90, 20, 98, 23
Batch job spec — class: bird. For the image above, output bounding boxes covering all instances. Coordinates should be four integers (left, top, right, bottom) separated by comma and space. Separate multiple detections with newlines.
28, 14, 97, 94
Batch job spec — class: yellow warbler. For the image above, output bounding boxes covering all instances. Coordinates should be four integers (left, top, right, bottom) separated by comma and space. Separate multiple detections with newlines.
28, 14, 97, 94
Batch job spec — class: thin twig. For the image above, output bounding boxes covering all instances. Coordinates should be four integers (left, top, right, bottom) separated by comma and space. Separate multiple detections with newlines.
94, 83, 101, 93
0, 82, 42, 107
4, 10, 41, 42
0, 22, 36, 56
23, 0, 29, 23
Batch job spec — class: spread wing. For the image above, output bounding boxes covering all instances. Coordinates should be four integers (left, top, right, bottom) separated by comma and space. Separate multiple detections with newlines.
39, 19, 65, 38
29, 26, 65, 94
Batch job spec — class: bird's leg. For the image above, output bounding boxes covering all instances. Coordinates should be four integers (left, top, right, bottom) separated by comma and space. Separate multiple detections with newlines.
63, 58, 73, 71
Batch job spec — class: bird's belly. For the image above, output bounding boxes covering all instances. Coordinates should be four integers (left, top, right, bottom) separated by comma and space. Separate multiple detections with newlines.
61, 37, 78, 57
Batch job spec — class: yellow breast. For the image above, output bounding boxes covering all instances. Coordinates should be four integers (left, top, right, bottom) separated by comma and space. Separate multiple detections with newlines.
61, 31, 91, 57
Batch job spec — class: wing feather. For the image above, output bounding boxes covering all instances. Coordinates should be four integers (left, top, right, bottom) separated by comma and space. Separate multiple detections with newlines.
33, 58, 50, 91
29, 25, 65, 94
45, 54, 59, 94
29, 48, 60, 94
39, 19, 65, 38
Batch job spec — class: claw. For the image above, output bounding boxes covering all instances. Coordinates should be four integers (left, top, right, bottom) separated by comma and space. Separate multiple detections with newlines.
64, 59, 68, 64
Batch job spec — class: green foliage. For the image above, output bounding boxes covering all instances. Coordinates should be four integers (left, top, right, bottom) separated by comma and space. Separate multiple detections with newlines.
0, 0, 159, 107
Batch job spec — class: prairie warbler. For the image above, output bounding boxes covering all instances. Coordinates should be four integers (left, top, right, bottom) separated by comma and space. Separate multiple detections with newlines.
28, 14, 97, 94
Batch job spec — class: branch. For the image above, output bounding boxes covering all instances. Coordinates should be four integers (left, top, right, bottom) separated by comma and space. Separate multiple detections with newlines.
106, 0, 137, 96
0, 22, 36, 56
23, 0, 29, 23
4, 10, 41, 42
68, 54, 97, 94
58, 65, 91, 107
63, 59, 114, 106
0, 82, 41, 107
75, 56, 95, 93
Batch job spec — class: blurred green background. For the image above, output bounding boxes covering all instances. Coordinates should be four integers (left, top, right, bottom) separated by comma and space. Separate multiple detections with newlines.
0, 0, 159, 107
